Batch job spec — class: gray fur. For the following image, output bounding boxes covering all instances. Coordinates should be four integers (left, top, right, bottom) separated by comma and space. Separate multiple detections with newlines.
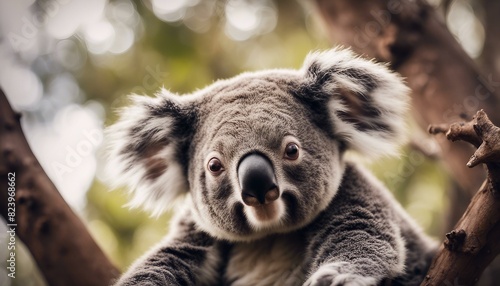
106, 49, 437, 286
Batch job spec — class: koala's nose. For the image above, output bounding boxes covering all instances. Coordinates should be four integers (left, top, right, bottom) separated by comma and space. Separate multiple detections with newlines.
237, 153, 279, 206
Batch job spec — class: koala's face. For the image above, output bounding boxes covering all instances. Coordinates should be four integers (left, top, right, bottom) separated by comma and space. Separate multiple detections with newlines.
188, 74, 343, 240
104, 49, 409, 241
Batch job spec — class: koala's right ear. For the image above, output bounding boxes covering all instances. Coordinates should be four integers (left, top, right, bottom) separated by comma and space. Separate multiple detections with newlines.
103, 90, 197, 215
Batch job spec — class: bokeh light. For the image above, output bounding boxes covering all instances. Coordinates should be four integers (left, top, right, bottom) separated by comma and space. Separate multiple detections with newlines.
446, 0, 485, 58
1, 63, 43, 110
224, 0, 277, 41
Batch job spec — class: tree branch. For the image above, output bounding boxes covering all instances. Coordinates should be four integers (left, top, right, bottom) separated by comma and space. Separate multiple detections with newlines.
424, 110, 500, 285
0, 88, 120, 286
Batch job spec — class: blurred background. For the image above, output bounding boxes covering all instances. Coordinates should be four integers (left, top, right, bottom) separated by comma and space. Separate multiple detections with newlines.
0, 0, 490, 285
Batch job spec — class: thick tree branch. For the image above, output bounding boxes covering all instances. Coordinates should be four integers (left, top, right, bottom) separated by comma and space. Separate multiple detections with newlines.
0, 89, 120, 286
424, 110, 500, 285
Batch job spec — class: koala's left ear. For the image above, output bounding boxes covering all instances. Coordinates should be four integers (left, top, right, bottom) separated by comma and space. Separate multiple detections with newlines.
102, 90, 197, 215
300, 48, 410, 158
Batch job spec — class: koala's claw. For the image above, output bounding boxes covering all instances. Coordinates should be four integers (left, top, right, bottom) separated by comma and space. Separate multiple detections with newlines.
304, 264, 377, 286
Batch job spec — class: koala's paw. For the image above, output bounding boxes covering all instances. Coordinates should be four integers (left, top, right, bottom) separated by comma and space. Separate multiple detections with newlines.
304, 263, 378, 286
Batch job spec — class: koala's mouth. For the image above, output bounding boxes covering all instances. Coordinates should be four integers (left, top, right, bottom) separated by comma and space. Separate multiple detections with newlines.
243, 199, 285, 230
249, 202, 279, 221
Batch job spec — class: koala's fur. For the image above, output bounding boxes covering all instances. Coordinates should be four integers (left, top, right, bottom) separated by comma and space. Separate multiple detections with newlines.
104, 49, 437, 286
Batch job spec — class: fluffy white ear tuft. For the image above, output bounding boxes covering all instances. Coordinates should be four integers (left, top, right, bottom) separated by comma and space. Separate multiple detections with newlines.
102, 90, 195, 215
302, 48, 410, 158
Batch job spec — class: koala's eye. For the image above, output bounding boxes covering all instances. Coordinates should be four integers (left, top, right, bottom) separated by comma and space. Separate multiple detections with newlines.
208, 157, 224, 175
284, 143, 299, 160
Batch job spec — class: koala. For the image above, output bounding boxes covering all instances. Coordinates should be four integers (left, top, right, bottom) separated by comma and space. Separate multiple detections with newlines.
104, 49, 437, 286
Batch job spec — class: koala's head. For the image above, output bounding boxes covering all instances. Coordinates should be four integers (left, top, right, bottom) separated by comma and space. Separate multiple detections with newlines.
104, 49, 409, 241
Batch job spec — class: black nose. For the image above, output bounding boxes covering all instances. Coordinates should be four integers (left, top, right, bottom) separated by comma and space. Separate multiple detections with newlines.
237, 153, 279, 206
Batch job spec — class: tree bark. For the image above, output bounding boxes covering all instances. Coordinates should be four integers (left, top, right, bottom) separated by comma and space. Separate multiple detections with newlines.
425, 110, 500, 286
0, 89, 120, 286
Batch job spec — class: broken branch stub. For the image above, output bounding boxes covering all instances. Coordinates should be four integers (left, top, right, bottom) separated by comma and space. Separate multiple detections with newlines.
423, 109, 500, 286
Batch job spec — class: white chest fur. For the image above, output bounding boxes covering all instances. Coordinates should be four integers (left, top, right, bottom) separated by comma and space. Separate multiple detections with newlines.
225, 233, 307, 286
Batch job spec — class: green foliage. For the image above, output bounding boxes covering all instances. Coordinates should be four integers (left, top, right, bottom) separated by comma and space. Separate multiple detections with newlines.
370, 147, 449, 237
86, 180, 172, 269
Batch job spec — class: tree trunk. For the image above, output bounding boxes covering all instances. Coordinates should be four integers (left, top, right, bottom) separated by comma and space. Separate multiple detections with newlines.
0, 89, 120, 286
